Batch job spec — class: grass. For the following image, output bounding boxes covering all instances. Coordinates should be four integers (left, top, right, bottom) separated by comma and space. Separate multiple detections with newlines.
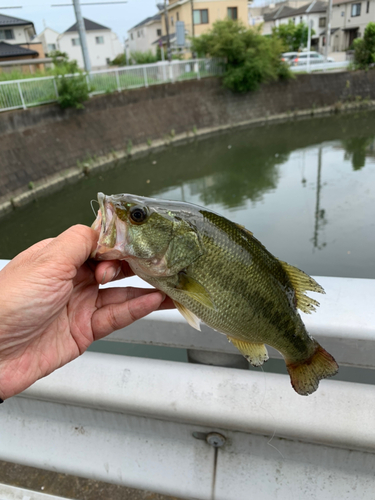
0, 63, 220, 111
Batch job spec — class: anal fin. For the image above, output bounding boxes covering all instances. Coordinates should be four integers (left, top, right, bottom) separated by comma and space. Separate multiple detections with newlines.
227, 336, 269, 367
173, 300, 201, 331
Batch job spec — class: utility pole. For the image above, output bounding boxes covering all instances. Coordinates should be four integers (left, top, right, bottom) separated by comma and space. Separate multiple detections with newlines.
190, 0, 195, 58
324, 0, 333, 62
164, 0, 171, 61
72, 0, 91, 72
52, 1, 127, 72
191, 0, 195, 37
307, 18, 312, 71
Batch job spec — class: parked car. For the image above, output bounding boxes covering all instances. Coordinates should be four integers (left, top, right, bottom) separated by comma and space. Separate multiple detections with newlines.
281, 52, 299, 64
291, 52, 335, 66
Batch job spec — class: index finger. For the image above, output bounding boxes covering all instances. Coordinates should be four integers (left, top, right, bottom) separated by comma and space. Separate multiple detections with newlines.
93, 260, 135, 285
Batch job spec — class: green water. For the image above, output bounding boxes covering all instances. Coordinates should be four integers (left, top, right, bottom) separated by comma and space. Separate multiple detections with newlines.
1, 110, 375, 280
1, 110, 375, 382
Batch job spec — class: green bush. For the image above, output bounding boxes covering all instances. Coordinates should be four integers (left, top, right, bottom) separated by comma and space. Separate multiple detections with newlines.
56, 73, 90, 109
272, 21, 314, 52
130, 50, 159, 64
353, 22, 375, 69
111, 53, 126, 66
51, 53, 90, 109
191, 19, 292, 93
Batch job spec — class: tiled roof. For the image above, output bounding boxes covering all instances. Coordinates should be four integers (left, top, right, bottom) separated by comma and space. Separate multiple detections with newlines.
263, 1, 327, 22
333, 0, 355, 4
130, 13, 161, 31
0, 41, 38, 58
263, 6, 298, 22
152, 33, 176, 45
64, 18, 110, 33
292, 1, 328, 15
0, 13, 33, 27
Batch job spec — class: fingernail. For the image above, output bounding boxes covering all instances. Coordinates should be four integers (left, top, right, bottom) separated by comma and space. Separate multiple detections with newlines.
108, 267, 119, 282
101, 271, 107, 285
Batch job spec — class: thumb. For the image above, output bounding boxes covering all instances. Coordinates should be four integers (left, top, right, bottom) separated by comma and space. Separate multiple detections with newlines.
45, 224, 98, 271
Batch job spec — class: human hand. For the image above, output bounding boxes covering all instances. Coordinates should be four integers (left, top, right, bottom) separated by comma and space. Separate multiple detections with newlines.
0, 224, 172, 401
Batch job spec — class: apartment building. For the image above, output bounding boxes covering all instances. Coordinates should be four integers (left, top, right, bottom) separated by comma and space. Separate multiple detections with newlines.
158, 0, 249, 55
322, 0, 374, 51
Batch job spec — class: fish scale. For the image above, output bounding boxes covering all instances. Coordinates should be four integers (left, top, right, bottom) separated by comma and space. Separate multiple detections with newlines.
92, 192, 339, 396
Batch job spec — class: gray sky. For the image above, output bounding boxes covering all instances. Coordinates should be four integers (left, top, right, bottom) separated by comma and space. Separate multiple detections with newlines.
1, 0, 161, 42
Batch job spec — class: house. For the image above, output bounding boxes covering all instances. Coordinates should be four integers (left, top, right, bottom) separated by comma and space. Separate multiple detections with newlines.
128, 13, 162, 54
33, 27, 60, 55
57, 18, 123, 69
0, 13, 45, 71
157, 0, 249, 56
319, 0, 374, 52
262, 0, 328, 50
0, 13, 36, 45
248, 0, 310, 27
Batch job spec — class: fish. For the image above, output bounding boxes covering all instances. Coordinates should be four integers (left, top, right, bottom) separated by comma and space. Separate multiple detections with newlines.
91, 192, 338, 396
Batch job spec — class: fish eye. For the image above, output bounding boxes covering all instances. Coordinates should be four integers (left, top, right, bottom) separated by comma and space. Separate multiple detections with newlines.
129, 205, 148, 224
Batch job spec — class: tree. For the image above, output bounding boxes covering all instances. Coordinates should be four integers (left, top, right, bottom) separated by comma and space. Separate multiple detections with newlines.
191, 19, 292, 93
272, 21, 315, 52
353, 22, 375, 69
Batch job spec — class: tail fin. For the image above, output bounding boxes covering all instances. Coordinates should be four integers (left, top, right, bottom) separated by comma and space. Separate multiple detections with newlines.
286, 344, 338, 396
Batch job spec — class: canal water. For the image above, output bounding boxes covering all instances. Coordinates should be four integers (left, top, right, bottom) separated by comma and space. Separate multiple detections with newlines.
1, 110, 374, 382
1, 110, 375, 279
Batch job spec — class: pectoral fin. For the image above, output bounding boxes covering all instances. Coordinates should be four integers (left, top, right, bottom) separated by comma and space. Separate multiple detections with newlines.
175, 272, 215, 309
227, 336, 269, 367
173, 300, 201, 331
279, 261, 325, 314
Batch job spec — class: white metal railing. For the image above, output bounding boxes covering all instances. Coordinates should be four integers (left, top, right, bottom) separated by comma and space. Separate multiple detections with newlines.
290, 60, 350, 73
0, 58, 223, 113
0, 257, 374, 499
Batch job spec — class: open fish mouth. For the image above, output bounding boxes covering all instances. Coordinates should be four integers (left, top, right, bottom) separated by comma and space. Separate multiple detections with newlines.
91, 192, 128, 260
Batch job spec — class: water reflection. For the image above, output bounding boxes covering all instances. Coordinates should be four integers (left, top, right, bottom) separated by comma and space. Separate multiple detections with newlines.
342, 137, 375, 171
312, 147, 327, 251
186, 149, 288, 210
1, 111, 375, 279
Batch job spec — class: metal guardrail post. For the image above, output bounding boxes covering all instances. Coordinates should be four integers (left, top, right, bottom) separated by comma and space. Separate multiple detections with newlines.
115, 69, 121, 92
169, 63, 174, 83
17, 82, 26, 110
143, 66, 148, 88
197, 61, 201, 80
162, 62, 167, 82
53, 78, 59, 98
85, 73, 90, 94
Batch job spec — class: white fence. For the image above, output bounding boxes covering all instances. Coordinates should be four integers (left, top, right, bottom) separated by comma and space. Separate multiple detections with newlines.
290, 60, 350, 73
0, 58, 223, 113
0, 255, 374, 500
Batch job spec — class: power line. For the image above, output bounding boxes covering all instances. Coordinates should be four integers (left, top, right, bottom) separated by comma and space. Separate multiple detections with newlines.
52, 2, 127, 5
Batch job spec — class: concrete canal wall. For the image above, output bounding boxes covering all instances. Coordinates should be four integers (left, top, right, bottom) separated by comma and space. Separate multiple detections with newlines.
1, 69, 375, 211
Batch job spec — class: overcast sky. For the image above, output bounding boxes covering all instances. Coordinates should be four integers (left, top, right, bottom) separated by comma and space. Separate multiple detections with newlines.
1, 0, 161, 42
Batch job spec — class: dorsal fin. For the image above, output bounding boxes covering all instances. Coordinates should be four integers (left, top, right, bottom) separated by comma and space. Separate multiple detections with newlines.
235, 223, 253, 237
279, 261, 325, 314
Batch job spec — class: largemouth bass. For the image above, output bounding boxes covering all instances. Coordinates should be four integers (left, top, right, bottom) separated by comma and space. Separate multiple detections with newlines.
91, 192, 338, 395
